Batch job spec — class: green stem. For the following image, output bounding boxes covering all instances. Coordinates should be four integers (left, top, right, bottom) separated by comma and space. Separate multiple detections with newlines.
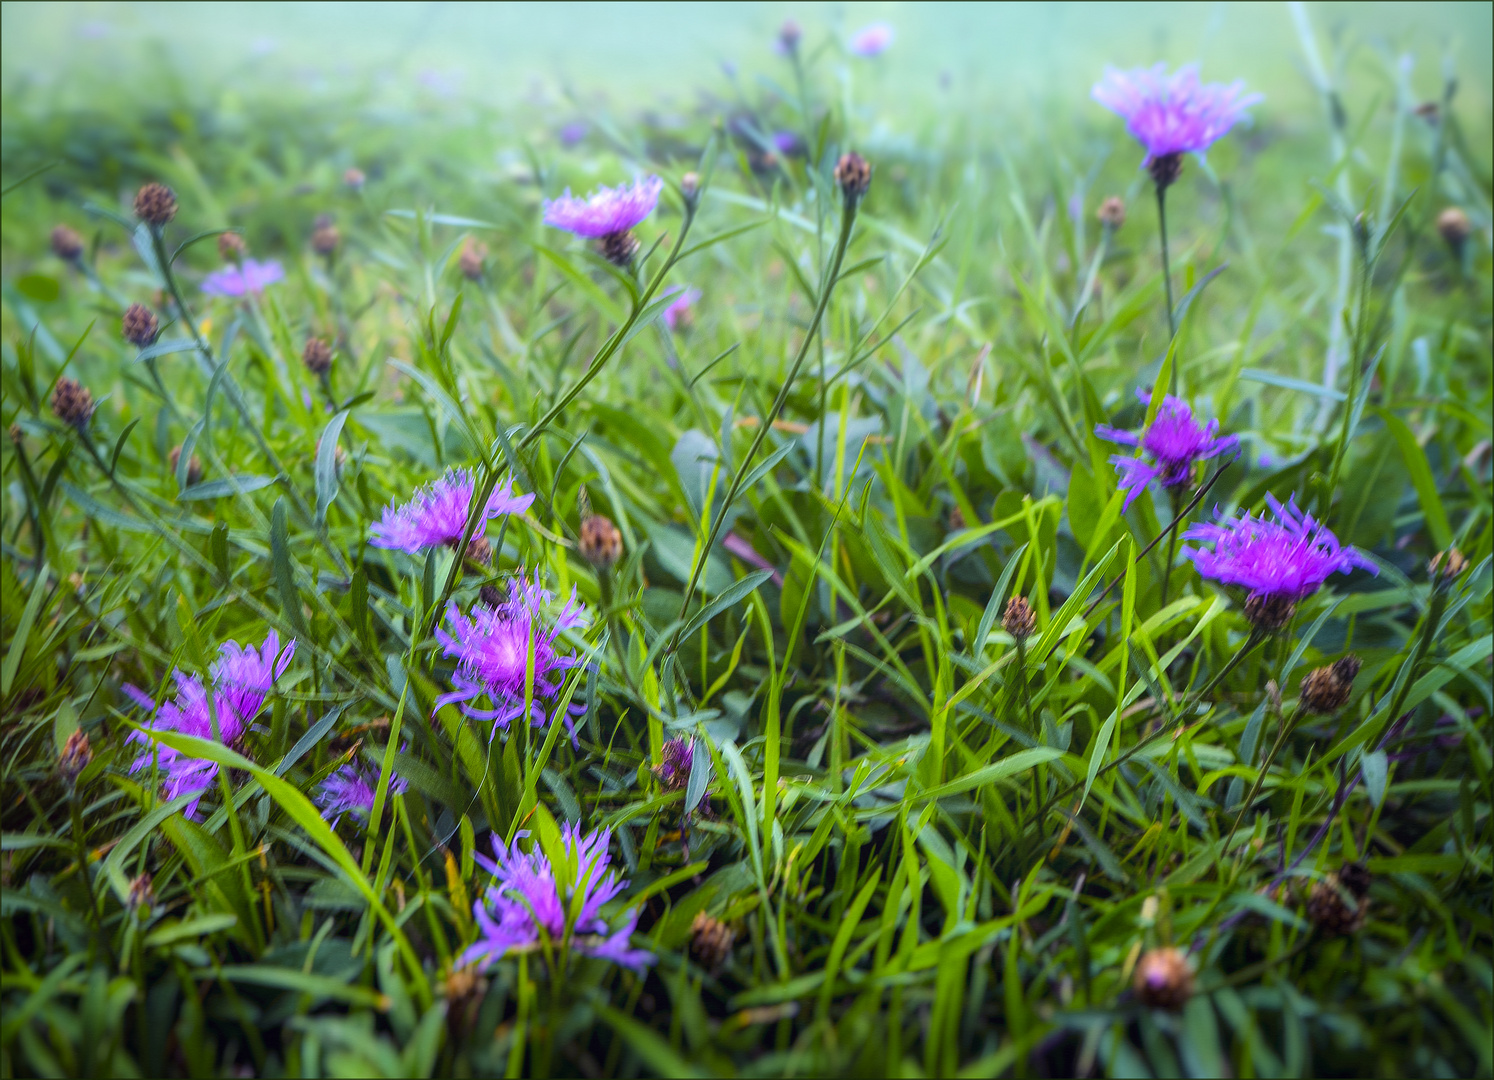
1157, 182, 1178, 353
1225, 705, 1304, 852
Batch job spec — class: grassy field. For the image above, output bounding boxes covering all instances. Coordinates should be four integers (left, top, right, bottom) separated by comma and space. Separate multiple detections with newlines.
2, 4, 1492, 1077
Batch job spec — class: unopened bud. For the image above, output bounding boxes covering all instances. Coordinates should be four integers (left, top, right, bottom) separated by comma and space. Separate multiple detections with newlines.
578, 514, 623, 569
680, 171, 701, 211
127, 872, 156, 913
1437, 207, 1471, 250
58, 730, 92, 782
1097, 196, 1126, 230
1430, 547, 1467, 583
1002, 596, 1035, 640
459, 239, 487, 280
51, 224, 84, 262
834, 152, 872, 201
169, 444, 203, 486
344, 167, 366, 191
1133, 947, 1193, 1010
217, 232, 246, 262
50, 377, 95, 431
302, 337, 333, 375
134, 182, 178, 226
778, 19, 802, 54
122, 303, 159, 347
311, 215, 340, 256
1299, 655, 1361, 715
1306, 862, 1371, 935
690, 911, 735, 971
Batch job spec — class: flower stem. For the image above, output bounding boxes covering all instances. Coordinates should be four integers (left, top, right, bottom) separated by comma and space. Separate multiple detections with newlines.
1156, 182, 1178, 357
1225, 704, 1304, 853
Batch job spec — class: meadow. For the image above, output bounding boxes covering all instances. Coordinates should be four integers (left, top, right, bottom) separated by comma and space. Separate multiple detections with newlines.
1, 5, 1491, 1077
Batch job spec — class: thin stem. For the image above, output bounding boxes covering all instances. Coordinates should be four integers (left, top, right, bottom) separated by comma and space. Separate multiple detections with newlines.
1156, 182, 1178, 353
1225, 705, 1304, 852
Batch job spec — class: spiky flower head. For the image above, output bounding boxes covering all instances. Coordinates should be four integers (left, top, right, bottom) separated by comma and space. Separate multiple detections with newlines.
434, 572, 587, 742
124, 632, 296, 818
460, 825, 652, 973
122, 303, 159, 347
51, 224, 84, 262
315, 761, 407, 825
202, 258, 285, 298
542, 177, 662, 241
1002, 596, 1035, 640
369, 469, 534, 553
134, 182, 178, 226
1183, 495, 1376, 627
849, 22, 894, 57
49, 377, 95, 431
663, 286, 701, 332
654, 737, 693, 791
1096, 391, 1238, 511
1092, 64, 1261, 186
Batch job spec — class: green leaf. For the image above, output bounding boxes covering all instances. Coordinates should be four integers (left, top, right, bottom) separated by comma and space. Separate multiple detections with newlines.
316, 409, 351, 523
679, 568, 773, 641
178, 475, 277, 501
271, 497, 308, 637
2, 562, 50, 699
1378, 408, 1452, 550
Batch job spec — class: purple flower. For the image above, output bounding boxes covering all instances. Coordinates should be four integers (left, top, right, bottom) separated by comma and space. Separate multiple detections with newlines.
654, 736, 693, 790
459, 825, 652, 973
125, 632, 296, 817
201, 258, 285, 298
1096, 391, 1238, 511
771, 130, 803, 157
542, 177, 662, 240
1092, 63, 1261, 164
315, 762, 407, 825
558, 121, 589, 148
849, 23, 894, 57
1184, 494, 1377, 604
370, 470, 534, 553
662, 286, 701, 332
434, 571, 587, 740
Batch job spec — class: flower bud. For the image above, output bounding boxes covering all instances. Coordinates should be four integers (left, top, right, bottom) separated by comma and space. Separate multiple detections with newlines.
1430, 547, 1467, 583
1002, 596, 1035, 641
50, 377, 95, 431
169, 444, 203, 486
680, 171, 701, 212
217, 231, 246, 262
58, 729, 92, 782
311, 214, 340, 256
464, 535, 492, 566
51, 224, 84, 262
479, 584, 503, 609
1306, 862, 1371, 936
122, 303, 159, 347
302, 337, 333, 375
579, 514, 623, 569
459, 239, 487, 280
1097, 196, 1126, 230
1133, 947, 1194, 1010
778, 19, 802, 54
1436, 207, 1471, 250
133, 182, 178, 226
690, 911, 735, 971
834, 152, 872, 201
1299, 655, 1361, 715
127, 872, 156, 913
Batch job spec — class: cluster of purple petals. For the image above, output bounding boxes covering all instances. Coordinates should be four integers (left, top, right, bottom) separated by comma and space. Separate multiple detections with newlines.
315, 762, 407, 825
201, 258, 285, 298
1096, 391, 1238, 511
656, 737, 694, 787
434, 571, 587, 741
1184, 494, 1377, 601
458, 825, 652, 973
542, 177, 662, 239
1092, 63, 1262, 163
125, 632, 296, 817
663, 286, 701, 331
849, 23, 894, 57
370, 470, 534, 553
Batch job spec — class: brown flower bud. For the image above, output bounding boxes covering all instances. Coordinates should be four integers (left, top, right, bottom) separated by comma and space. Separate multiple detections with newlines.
1002, 596, 1035, 640
344, 167, 366, 191
1243, 592, 1296, 632
834, 152, 872, 200
302, 337, 333, 375
51, 224, 85, 262
680, 171, 701, 200
50, 377, 95, 430
1430, 548, 1467, 582
1299, 655, 1360, 715
1306, 862, 1371, 936
58, 729, 92, 782
479, 584, 503, 609
948, 505, 967, 532
459, 239, 487, 280
127, 872, 156, 912
169, 444, 203, 486
1436, 207, 1471, 250
690, 911, 735, 971
122, 303, 159, 347
578, 514, 623, 569
1133, 947, 1194, 1010
133, 182, 178, 226
1097, 196, 1126, 230
1147, 152, 1184, 191
464, 535, 492, 566
311, 215, 340, 256
217, 231, 246, 262
596, 231, 640, 266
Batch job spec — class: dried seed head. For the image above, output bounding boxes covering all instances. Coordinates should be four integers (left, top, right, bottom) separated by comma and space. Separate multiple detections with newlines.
578, 514, 623, 569
1299, 655, 1361, 715
134, 182, 178, 226
1243, 592, 1296, 632
1002, 596, 1035, 640
1147, 152, 1185, 191
1436, 207, 1471, 249
1133, 947, 1194, 1010
50, 377, 95, 430
1097, 196, 1126, 229
344, 167, 366, 191
459, 239, 487, 280
217, 231, 246, 262
479, 584, 503, 609
122, 303, 160, 347
1430, 548, 1467, 583
51, 224, 85, 261
311, 215, 340, 255
1307, 863, 1371, 936
834, 152, 872, 200
778, 19, 802, 53
302, 337, 334, 375
596, 230, 640, 266
127, 872, 156, 912
690, 911, 735, 971
58, 729, 92, 782
169, 444, 203, 486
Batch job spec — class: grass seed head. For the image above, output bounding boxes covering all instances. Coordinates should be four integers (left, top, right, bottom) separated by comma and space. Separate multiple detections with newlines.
133, 181, 177, 226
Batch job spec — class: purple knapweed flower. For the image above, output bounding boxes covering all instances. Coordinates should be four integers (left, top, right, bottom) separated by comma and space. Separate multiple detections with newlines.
1096, 391, 1238, 511
434, 571, 587, 741
125, 632, 296, 817
663, 286, 701, 332
654, 736, 693, 791
459, 825, 652, 973
201, 258, 285, 298
543, 177, 662, 240
1092, 64, 1261, 174
849, 23, 894, 57
370, 469, 534, 554
1183, 494, 1377, 629
315, 761, 407, 825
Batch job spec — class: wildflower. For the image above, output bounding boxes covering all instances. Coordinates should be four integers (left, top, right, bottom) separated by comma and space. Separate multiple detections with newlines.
542, 176, 662, 266
776, 20, 802, 56
217, 232, 246, 262
433, 572, 587, 741
459, 825, 653, 973
51, 224, 84, 262
127, 872, 156, 913
315, 761, 407, 825
134, 182, 178, 226
202, 258, 285, 298
1437, 207, 1470, 252
125, 632, 296, 817
662, 286, 701, 332
1299, 655, 1361, 715
311, 215, 340, 256
578, 514, 623, 569
1307, 862, 1371, 936
369, 469, 534, 553
343, 167, 366, 191
302, 337, 333, 375
459, 239, 487, 280
690, 911, 735, 971
58, 730, 92, 783
1183, 495, 1376, 630
1002, 596, 1035, 640
169, 444, 203, 486
1097, 196, 1126, 230
1430, 548, 1467, 584
1096, 391, 1238, 510
122, 303, 159, 347
654, 737, 693, 791
772, 131, 804, 157
1092, 64, 1261, 188
849, 23, 894, 57
1133, 947, 1194, 1009
834, 152, 872, 200
50, 377, 95, 430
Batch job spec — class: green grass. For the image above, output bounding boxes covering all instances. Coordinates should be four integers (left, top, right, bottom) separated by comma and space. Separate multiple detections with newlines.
2, 9, 1492, 1078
